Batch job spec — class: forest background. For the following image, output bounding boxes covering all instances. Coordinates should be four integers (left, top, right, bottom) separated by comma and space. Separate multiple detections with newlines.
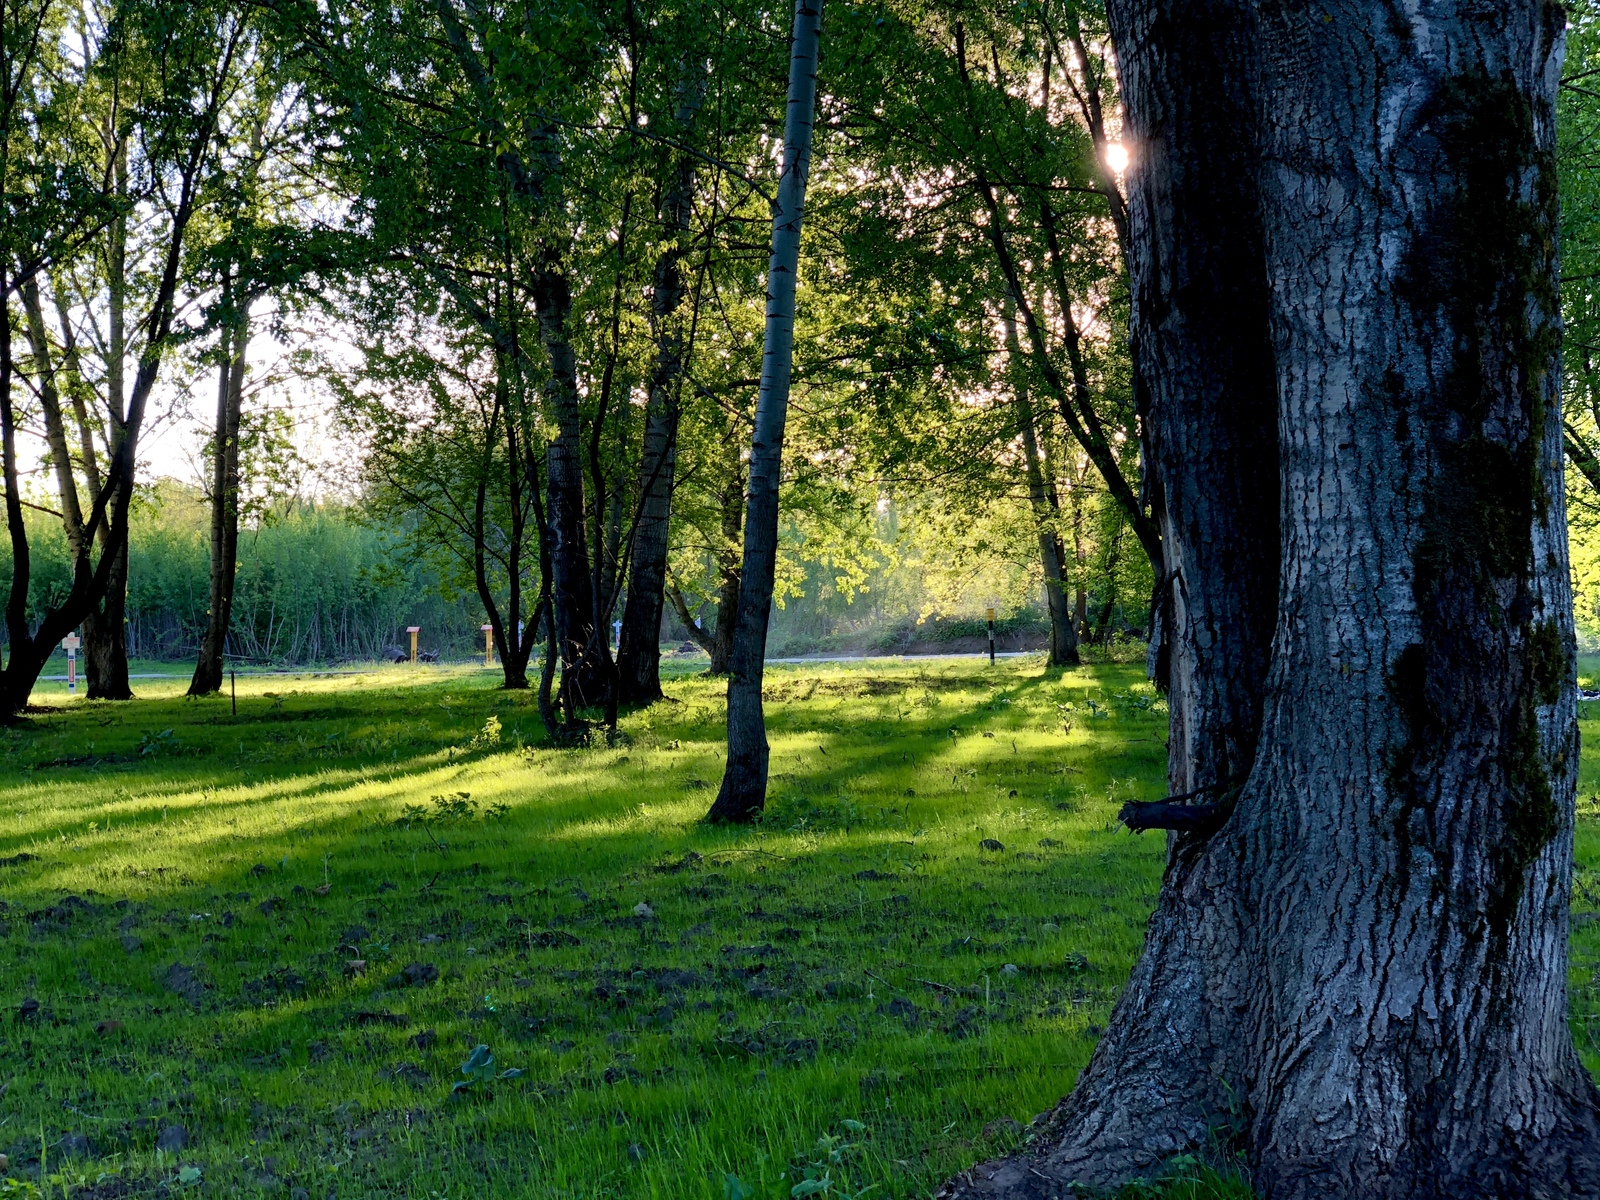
2, 0, 1599, 685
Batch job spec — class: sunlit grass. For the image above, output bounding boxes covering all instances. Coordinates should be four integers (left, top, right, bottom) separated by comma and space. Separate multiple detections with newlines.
0, 655, 1591, 1198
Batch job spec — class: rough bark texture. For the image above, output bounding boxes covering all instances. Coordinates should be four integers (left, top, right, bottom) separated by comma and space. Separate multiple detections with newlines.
532, 267, 605, 710
708, 0, 822, 823
189, 313, 248, 696
83, 544, 131, 699
941, 3, 1600, 1198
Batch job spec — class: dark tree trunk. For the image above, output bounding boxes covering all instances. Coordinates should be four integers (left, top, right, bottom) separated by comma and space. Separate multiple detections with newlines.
1006, 309, 1077, 667
189, 311, 248, 696
665, 454, 745, 675
709, 566, 739, 675
615, 395, 678, 703
708, 0, 822, 824
667, 570, 740, 676
709, 466, 744, 674
617, 106, 700, 704
84, 541, 131, 700
944, 4, 1600, 1198
531, 267, 604, 710
475, 358, 534, 692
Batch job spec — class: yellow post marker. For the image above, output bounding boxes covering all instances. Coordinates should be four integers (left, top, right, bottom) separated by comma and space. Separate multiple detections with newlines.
482, 624, 494, 668
407, 626, 421, 663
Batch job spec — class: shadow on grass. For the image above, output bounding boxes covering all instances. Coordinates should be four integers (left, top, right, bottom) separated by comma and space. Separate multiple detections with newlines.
0, 659, 1245, 1200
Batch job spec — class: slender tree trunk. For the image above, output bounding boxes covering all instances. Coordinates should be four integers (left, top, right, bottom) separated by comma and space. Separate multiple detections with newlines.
1005, 308, 1077, 667
499, 375, 536, 690
0, 262, 35, 712
708, 0, 822, 823
85, 172, 134, 702
709, 578, 738, 676
616, 381, 679, 702
945, 4, 1600, 1198
617, 90, 701, 704
666, 450, 746, 679
189, 308, 249, 696
710, 464, 745, 675
475, 368, 530, 692
536, 592, 560, 740
19, 281, 86, 556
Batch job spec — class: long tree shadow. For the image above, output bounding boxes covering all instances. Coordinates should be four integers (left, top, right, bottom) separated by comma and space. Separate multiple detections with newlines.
0, 659, 1175, 1199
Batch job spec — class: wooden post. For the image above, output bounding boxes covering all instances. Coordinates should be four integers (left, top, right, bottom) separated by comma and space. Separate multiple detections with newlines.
62, 634, 80, 693
986, 608, 995, 665
482, 624, 494, 668
407, 626, 421, 664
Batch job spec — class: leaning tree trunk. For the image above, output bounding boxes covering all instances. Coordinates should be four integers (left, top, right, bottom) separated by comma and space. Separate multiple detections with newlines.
617, 122, 699, 705
707, 0, 823, 823
1006, 308, 1078, 667
943, 4, 1600, 1199
190, 310, 248, 696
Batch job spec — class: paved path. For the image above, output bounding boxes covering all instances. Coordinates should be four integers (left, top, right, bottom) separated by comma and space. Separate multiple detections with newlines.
36, 651, 1041, 683
765, 651, 1033, 664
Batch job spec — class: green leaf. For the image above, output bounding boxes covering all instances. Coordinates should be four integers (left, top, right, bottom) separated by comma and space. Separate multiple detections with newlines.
460, 1043, 496, 1082
177, 1167, 202, 1185
725, 1174, 754, 1200
791, 1177, 832, 1197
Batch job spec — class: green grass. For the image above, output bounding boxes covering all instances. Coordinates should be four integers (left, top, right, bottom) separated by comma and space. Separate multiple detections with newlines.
1, 655, 1595, 1199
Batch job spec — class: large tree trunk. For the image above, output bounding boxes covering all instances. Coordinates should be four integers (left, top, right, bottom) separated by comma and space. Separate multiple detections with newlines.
944, 4, 1600, 1198
84, 542, 132, 700
189, 310, 248, 696
708, 0, 823, 823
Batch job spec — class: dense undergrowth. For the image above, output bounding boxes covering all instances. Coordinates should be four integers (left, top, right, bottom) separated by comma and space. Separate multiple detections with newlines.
0, 658, 1595, 1199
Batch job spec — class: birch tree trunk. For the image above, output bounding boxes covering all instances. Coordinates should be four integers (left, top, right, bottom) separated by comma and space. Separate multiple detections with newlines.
189, 307, 249, 696
707, 0, 822, 823
943, 3, 1600, 1197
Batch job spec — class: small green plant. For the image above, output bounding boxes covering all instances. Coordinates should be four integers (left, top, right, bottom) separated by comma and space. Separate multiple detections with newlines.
452, 1044, 523, 1095
136, 728, 175, 756
784, 1121, 875, 1200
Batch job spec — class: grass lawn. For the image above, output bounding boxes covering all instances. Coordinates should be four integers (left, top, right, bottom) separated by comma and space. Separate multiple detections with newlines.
1, 656, 1597, 1200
